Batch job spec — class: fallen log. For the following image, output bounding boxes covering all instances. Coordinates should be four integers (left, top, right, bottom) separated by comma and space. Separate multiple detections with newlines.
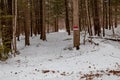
104, 38, 120, 41
88, 36, 120, 42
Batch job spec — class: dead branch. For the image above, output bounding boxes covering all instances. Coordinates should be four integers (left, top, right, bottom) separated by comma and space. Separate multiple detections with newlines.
88, 36, 120, 42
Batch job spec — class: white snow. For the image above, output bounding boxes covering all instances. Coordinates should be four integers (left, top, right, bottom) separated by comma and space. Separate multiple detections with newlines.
0, 27, 120, 80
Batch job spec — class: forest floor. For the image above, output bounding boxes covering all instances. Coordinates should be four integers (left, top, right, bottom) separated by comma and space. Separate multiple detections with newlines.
0, 28, 120, 80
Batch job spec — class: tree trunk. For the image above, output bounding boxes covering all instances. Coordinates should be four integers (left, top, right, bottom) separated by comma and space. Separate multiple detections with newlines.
73, 0, 80, 50
0, 0, 13, 60
40, 0, 46, 41
114, 0, 118, 28
13, 0, 17, 56
23, 0, 30, 46
103, 0, 105, 37
65, 0, 70, 35
92, 0, 101, 36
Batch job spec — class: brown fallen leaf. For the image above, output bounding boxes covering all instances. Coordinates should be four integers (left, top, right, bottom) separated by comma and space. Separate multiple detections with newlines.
42, 70, 50, 74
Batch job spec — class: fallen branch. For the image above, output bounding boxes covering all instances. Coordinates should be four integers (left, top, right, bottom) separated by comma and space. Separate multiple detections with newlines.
104, 38, 120, 41
88, 36, 103, 39
88, 36, 120, 42
88, 39, 99, 46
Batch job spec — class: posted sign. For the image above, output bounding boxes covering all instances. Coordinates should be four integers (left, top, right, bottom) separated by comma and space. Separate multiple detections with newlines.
73, 25, 79, 30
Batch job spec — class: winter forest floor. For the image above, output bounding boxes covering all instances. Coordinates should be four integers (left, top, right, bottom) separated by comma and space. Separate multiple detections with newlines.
0, 28, 120, 80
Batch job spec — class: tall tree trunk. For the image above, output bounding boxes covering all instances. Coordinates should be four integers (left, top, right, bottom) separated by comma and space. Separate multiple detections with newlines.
108, 0, 112, 30
87, 0, 92, 36
16, 2, 20, 41
114, 0, 118, 28
105, 0, 108, 29
73, 0, 80, 50
40, 0, 46, 40
0, 0, 13, 60
30, 0, 33, 37
47, 0, 50, 33
103, 0, 105, 37
92, 0, 101, 36
23, 0, 30, 46
54, 17, 59, 32
13, 0, 17, 56
65, 0, 70, 35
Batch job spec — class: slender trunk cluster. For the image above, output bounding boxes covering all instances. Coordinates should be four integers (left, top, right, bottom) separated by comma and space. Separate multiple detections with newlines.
0, 0, 13, 60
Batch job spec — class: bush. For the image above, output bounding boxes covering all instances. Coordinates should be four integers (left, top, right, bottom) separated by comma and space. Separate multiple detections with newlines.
0, 45, 9, 61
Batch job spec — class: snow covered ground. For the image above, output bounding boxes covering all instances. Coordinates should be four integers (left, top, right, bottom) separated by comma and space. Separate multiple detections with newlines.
0, 28, 120, 80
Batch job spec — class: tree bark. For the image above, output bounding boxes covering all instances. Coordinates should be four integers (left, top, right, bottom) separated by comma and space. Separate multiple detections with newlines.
73, 0, 80, 50
65, 0, 70, 35
23, 0, 30, 46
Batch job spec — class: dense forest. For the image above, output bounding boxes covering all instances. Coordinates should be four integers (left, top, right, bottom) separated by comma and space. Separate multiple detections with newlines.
0, 0, 120, 60
0, 0, 120, 80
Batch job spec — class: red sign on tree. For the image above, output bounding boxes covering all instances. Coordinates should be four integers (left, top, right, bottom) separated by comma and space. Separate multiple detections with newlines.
73, 25, 79, 30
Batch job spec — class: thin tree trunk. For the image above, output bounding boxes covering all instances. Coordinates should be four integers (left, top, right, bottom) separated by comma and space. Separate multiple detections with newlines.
87, 0, 92, 36
13, 0, 17, 56
103, 0, 105, 37
108, 0, 111, 30
114, 0, 118, 28
65, 0, 70, 35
